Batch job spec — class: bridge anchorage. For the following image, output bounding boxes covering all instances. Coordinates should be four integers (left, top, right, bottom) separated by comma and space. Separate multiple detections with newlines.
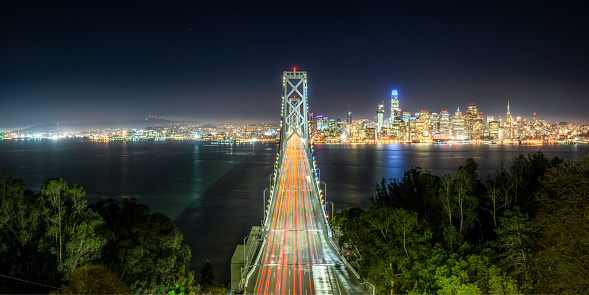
230, 69, 369, 295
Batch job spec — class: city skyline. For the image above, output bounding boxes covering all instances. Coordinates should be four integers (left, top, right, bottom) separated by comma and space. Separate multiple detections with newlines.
1, 1, 588, 131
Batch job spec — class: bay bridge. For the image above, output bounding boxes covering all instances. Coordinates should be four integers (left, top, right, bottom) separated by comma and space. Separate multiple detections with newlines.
231, 70, 368, 294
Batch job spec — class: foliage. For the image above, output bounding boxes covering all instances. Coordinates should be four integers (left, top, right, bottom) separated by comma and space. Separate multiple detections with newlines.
334, 206, 433, 294
0, 176, 106, 292
39, 178, 107, 273
1, 175, 202, 294
493, 207, 534, 291
200, 259, 215, 286
50, 264, 130, 294
90, 198, 197, 294
0, 174, 46, 283
433, 246, 519, 294
532, 154, 589, 294
334, 152, 585, 295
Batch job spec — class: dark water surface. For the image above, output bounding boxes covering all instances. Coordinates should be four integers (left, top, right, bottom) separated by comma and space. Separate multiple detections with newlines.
1, 139, 587, 280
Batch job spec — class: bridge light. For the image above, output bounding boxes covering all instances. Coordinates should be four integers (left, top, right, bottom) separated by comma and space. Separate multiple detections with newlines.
293, 67, 297, 71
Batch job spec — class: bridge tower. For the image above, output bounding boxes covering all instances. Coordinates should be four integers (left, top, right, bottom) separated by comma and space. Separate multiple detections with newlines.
281, 69, 309, 148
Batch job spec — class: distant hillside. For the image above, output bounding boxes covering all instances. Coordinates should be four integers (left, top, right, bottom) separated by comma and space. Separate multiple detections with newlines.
19, 119, 177, 133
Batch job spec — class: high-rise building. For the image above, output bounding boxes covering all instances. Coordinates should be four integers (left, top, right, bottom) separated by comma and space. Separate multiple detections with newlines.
315, 115, 327, 135
489, 120, 500, 139
463, 103, 484, 139
440, 110, 450, 138
505, 101, 513, 139
308, 111, 315, 136
390, 90, 400, 120
452, 107, 465, 139
377, 103, 385, 135
464, 103, 477, 138
346, 111, 353, 137
431, 112, 440, 136
390, 90, 401, 134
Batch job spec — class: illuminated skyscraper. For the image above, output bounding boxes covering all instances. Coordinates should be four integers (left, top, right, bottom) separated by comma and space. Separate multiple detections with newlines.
377, 103, 384, 135
452, 107, 465, 139
464, 103, 484, 139
505, 101, 513, 139
347, 111, 352, 125
390, 90, 401, 121
390, 90, 401, 135
308, 111, 315, 136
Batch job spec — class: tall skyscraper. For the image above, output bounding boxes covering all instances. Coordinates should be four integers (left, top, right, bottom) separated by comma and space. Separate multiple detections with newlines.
452, 107, 465, 139
347, 111, 352, 125
506, 101, 513, 139
390, 90, 400, 122
390, 90, 401, 135
440, 110, 450, 137
377, 103, 384, 134
308, 111, 315, 136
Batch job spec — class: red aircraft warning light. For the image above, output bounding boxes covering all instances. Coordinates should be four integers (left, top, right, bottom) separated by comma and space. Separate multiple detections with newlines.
293, 67, 297, 71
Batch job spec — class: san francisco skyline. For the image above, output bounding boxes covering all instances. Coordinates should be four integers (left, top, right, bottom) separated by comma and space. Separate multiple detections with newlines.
1, 1, 588, 131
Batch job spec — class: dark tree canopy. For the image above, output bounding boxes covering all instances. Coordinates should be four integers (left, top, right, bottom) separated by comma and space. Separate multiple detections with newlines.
0, 176, 201, 294
333, 152, 583, 294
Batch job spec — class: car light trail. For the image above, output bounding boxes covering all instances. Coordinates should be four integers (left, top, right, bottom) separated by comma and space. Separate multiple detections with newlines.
254, 133, 324, 294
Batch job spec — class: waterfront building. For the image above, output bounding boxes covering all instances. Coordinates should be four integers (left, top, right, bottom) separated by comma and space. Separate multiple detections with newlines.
488, 120, 500, 139
430, 112, 441, 137
505, 101, 514, 139
377, 103, 385, 136
390, 90, 401, 136
346, 111, 352, 137
308, 112, 315, 136
390, 90, 400, 122
452, 107, 465, 139
440, 110, 450, 138
366, 127, 376, 140
315, 115, 327, 136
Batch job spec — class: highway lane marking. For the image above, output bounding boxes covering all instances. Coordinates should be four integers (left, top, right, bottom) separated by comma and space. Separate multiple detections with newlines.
270, 229, 323, 232
260, 263, 336, 267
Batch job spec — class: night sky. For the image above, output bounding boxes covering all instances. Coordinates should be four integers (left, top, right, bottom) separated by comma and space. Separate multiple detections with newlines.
1, 1, 588, 131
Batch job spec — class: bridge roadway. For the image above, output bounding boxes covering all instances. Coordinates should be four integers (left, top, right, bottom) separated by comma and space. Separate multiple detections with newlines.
245, 133, 365, 294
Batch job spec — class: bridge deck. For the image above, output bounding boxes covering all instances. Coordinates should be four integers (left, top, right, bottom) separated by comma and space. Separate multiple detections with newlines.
248, 133, 365, 295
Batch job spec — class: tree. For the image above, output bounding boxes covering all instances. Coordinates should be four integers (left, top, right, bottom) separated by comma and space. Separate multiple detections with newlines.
434, 247, 519, 295
39, 178, 106, 273
482, 175, 507, 229
351, 206, 433, 294
51, 265, 130, 294
452, 162, 479, 236
494, 207, 533, 288
371, 167, 440, 223
532, 154, 589, 294
438, 174, 454, 227
90, 198, 197, 294
200, 259, 215, 286
0, 174, 45, 279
